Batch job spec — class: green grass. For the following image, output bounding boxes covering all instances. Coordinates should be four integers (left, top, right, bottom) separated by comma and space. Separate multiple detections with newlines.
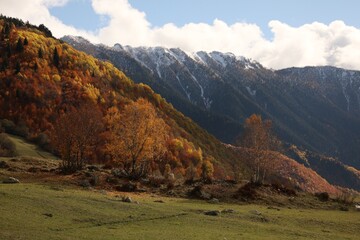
7, 134, 58, 159
0, 183, 359, 240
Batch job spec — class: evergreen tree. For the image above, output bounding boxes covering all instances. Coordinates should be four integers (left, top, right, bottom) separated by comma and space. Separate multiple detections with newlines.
1, 56, 8, 72
6, 43, 12, 57
15, 61, 21, 74
38, 24, 53, 38
3, 23, 10, 37
34, 62, 38, 72
23, 37, 28, 45
16, 38, 24, 52
38, 47, 43, 58
53, 47, 60, 67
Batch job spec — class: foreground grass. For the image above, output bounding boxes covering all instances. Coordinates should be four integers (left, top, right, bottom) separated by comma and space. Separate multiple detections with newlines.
0, 183, 359, 240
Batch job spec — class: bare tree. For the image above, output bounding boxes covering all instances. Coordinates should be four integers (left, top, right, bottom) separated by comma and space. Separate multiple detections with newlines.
51, 104, 103, 172
238, 114, 281, 183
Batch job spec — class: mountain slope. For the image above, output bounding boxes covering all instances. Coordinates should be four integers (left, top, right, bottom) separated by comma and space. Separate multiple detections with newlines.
62, 36, 244, 143
0, 17, 347, 194
0, 17, 245, 178
61, 36, 360, 190
61, 37, 360, 164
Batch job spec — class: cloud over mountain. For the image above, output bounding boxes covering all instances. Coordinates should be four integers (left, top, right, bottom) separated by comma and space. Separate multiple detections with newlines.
2, 0, 360, 70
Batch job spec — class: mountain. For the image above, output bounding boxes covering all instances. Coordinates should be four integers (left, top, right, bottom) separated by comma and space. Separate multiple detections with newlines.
62, 36, 360, 190
0, 16, 245, 179
0, 16, 349, 194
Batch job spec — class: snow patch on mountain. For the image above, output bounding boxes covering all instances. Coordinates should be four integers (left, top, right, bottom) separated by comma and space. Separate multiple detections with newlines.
63, 35, 90, 45
246, 86, 257, 97
339, 71, 351, 111
176, 75, 191, 101
188, 72, 211, 109
112, 43, 123, 51
209, 52, 229, 68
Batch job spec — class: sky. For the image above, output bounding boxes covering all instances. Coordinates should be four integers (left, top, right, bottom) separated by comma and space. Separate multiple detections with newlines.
1, 0, 360, 70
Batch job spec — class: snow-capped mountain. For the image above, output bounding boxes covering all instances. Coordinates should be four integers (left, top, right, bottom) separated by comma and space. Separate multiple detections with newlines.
62, 36, 360, 175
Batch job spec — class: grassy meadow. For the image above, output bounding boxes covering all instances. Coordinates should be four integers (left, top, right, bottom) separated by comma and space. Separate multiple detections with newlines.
0, 183, 359, 240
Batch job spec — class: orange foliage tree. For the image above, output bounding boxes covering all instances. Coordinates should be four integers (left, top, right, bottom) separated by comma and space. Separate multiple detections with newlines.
51, 104, 103, 172
166, 137, 205, 181
105, 98, 169, 179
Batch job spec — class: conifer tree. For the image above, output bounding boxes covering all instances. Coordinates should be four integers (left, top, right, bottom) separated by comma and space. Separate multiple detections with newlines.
53, 47, 60, 67
3, 23, 10, 37
6, 43, 12, 57
1, 56, 8, 72
38, 47, 43, 58
33, 62, 38, 72
15, 61, 21, 74
16, 38, 24, 52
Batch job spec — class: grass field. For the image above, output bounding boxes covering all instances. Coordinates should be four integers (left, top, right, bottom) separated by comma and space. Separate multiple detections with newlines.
0, 183, 359, 240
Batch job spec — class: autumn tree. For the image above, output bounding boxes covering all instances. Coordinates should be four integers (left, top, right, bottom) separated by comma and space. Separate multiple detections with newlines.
201, 157, 214, 183
166, 137, 205, 181
105, 98, 169, 179
238, 114, 281, 184
51, 104, 103, 172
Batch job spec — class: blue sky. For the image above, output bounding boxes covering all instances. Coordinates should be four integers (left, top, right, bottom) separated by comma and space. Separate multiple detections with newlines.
50, 0, 360, 40
2, 0, 360, 70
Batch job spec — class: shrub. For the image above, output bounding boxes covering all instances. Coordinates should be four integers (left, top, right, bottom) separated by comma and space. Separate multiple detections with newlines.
235, 182, 259, 200
315, 192, 330, 202
0, 133, 17, 157
89, 174, 99, 186
34, 132, 51, 150
0, 119, 29, 138
336, 190, 357, 205
0, 119, 16, 133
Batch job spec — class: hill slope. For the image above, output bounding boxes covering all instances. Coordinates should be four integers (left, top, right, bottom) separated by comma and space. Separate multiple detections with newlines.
62, 36, 360, 169
0, 16, 241, 178
61, 36, 360, 190
0, 16, 347, 193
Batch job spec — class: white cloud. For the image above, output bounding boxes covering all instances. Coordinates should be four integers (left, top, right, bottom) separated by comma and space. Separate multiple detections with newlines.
0, 0, 96, 41
1, 0, 360, 70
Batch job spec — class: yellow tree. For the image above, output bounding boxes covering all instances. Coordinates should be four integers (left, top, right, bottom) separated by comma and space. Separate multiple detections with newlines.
105, 98, 169, 179
238, 114, 281, 183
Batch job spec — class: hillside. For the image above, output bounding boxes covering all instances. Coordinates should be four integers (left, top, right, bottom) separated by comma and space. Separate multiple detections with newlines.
62, 36, 243, 143
0, 16, 242, 179
0, 16, 350, 195
61, 36, 360, 189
